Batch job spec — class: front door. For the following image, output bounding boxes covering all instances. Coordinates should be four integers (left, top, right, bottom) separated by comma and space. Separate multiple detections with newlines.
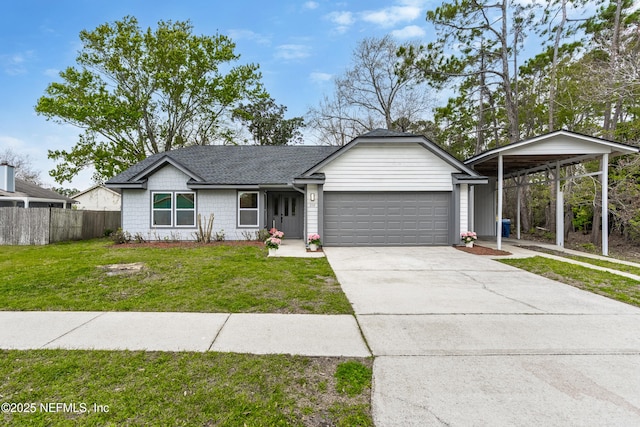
268, 192, 304, 238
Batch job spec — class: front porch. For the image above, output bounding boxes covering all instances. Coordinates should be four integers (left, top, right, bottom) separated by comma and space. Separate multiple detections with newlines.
268, 239, 325, 258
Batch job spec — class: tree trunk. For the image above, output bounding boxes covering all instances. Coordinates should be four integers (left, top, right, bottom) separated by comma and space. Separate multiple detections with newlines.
592, 181, 601, 246
500, 0, 519, 143
519, 183, 531, 233
548, 0, 568, 131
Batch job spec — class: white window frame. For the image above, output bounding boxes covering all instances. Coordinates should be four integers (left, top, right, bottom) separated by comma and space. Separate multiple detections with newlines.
151, 191, 196, 228
151, 192, 173, 228
174, 192, 196, 228
238, 191, 259, 227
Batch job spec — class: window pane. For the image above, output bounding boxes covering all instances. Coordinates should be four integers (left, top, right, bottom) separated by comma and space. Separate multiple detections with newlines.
176, 210, 195, 226
153, 193, 172, 209
153, 210, 171, 226
291, 197, 296, 216
176, 193, 194, 209
284, 197, 289, 216
239, 210, 258, 226
240, 192, 258, 208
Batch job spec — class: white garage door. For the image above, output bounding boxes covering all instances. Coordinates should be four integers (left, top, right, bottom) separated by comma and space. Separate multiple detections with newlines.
323, 192, 451, 246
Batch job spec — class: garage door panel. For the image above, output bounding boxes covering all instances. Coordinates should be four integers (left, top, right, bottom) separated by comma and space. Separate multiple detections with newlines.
435, 206, 449, 217
324, 192, 450, 246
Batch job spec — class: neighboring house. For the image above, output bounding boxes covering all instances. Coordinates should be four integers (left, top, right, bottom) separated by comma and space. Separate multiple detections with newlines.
0, 163, 75, 208
72, 185, 121, 211
106, 129, 486, 246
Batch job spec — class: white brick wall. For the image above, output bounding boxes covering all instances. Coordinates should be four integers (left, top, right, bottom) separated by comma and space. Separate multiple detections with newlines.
121, 165, 259, 241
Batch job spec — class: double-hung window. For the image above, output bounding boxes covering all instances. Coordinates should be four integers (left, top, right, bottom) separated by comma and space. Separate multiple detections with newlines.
152, 192, 196, 227
238, 191, 259, 227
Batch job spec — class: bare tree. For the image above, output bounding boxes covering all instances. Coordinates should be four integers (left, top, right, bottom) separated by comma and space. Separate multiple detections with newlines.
0, 149, 42, 184
307, 35, 432, 145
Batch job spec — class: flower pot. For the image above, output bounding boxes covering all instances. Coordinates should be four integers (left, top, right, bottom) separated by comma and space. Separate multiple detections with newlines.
268, 248, 278, 256
309, 243, 318, 252
465, 242, 474, 248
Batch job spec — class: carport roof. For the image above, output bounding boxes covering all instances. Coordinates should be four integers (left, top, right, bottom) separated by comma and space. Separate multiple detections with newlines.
464, 130, 639, 178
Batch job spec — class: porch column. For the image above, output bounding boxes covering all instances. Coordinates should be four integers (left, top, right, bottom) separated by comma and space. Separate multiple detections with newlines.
555, 161, 564, 248
516, 175, 521, 240
497, 153, 503, 250
602, 153, 609, 256
469, 185, 475, 231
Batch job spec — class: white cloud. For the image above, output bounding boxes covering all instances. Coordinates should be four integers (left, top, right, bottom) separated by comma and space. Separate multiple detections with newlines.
391, 25, 426, 39
1, 51, 35, 75
325, 11, 355, 33
228, 29, 271, 45
44, 68, 60, 77
361, 6, 422, 28
309, 72, 333, 83
0, 135, 25, 150
304, 1, 319, 10
275, 44, 312, 60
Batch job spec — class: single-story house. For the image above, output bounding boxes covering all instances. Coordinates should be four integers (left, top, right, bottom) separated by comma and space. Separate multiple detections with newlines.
72, 185, 121, 211
106, 129, 487, 246
0, 163, 75, 208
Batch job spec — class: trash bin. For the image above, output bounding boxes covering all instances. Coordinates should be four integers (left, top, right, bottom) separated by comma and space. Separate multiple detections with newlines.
501, 219, 511, 238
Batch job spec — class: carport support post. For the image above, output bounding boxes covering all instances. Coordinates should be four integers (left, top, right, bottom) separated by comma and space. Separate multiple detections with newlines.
516, 175, 521, 240
602, 153, 609, 256
556, 161, 564, 248
497, 153, 503, 250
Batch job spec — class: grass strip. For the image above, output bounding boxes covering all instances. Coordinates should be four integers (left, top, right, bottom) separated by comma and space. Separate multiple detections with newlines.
500, 256, 640, 308
521, 246, 640, 276
0, 350, 373, 426
0, 239, 352, 314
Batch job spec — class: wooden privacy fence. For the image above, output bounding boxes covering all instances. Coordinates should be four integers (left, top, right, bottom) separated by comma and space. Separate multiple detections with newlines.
0, 208, 120, 245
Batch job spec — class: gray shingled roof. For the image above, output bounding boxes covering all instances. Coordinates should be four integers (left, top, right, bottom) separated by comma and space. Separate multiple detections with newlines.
107, 145, 341, 185
0, 179, 76, 202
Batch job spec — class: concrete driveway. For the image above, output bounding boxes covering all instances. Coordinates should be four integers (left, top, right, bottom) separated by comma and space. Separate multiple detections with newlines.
324, 246, 640, 426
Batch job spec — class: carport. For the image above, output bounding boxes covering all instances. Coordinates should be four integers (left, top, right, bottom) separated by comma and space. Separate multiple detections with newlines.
465, 130, 639, 255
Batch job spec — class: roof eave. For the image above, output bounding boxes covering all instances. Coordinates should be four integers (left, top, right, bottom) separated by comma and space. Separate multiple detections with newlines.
187, 183, 261, 190
300, 134, 480, 178
453, 173, 489, 185
465, 130, 640, 166
106, 182, 147, 189
131, 155, 205, 183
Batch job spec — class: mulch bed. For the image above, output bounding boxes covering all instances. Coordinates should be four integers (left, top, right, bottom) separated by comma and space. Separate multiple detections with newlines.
112, 241, 265, 249
454, 244, 512, 256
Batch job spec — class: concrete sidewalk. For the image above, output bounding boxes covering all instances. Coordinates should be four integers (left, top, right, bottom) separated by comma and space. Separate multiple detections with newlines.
0, 311, 370, 357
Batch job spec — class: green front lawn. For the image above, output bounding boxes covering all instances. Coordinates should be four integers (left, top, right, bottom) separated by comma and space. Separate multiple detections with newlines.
0, 350, 373, 426
0, 240, 352, 314
500, 256, 640, 308
522, 247, 640, 277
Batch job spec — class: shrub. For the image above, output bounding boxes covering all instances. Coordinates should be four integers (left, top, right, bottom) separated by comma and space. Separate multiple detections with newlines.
133, 232, 146, 243
110, 228, 131, 244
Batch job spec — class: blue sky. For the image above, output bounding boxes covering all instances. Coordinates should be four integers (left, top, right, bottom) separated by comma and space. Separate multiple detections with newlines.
0, 0, 438, 189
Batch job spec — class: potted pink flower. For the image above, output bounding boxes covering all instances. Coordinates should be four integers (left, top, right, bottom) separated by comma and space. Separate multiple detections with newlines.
461, 231, 477, 248
307, 233, 321, 251
269, 227, 284, 239
266, 228, 284, 256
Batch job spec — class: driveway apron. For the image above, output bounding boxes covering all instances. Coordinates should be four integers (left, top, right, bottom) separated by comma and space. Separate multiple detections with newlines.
324, 246, 640, 427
